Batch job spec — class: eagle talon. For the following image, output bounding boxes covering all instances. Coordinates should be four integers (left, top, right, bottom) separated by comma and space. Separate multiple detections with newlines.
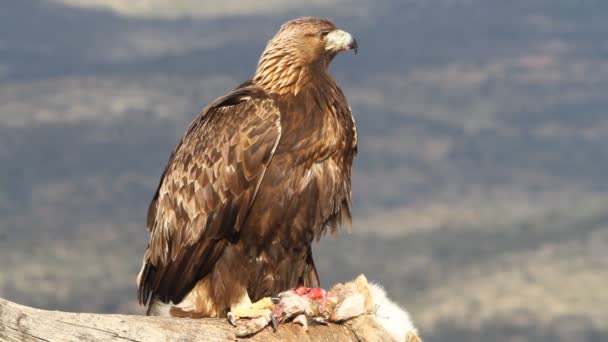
227, 312, 237, 326
311, 316, 328, 325
270, 313, 278, 332
271, 296, 281, 304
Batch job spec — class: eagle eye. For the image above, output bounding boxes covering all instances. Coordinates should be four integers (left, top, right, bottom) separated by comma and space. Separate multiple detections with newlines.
319, 30, 331, 38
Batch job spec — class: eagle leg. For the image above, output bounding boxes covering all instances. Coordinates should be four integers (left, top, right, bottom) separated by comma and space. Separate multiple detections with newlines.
228, 296, 274, 322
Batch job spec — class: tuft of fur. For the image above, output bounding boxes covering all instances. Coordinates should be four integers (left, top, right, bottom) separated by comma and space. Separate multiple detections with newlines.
368, 281, 420, 342
332, 274, 421, 342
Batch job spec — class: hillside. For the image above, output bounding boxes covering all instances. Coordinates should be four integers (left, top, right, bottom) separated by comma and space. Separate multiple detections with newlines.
1, 1, 607, 341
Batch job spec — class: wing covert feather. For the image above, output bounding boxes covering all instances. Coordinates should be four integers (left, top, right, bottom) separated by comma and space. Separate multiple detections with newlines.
138, 86, 281, 304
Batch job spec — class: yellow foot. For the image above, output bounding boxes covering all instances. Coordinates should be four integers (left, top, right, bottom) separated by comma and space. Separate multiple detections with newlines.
228, 297, 278, 337
228, 297, 274, 321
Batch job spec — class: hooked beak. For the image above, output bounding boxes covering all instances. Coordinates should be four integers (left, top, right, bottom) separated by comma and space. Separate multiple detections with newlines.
325, 29, 358, 55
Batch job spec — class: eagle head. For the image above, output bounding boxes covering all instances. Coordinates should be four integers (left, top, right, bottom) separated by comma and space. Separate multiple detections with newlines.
274, 17, 357, 59
254, 17, 357, 95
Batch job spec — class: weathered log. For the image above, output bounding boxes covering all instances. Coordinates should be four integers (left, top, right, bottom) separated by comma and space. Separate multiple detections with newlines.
0, 297, 379, 341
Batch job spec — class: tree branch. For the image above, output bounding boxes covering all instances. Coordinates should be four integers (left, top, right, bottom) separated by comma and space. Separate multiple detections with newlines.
0, 297, 375, 341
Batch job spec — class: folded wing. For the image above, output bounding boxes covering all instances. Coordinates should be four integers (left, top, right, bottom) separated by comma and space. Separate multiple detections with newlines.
137, 85, 282, 305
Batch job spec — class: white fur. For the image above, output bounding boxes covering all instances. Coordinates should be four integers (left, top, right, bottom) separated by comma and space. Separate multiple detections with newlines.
277, 291, 314, 317
370, 283, 417, 342
333, 292, 366, 321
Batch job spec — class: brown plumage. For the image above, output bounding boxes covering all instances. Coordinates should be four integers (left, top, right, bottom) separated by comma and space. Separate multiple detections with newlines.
137, 17, 358, 318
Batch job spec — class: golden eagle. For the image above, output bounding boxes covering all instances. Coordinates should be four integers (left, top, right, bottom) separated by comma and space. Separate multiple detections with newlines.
137, 17, 358, 318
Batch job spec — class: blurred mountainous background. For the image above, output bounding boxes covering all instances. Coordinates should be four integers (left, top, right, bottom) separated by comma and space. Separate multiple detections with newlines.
1, 1, 607, 341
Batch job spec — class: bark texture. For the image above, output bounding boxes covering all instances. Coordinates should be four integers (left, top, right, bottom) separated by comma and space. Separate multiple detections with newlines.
0, 297, 377, 341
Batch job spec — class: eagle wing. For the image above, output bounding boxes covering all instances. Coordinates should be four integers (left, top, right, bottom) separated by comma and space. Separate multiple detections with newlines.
138, 85, 282, 305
